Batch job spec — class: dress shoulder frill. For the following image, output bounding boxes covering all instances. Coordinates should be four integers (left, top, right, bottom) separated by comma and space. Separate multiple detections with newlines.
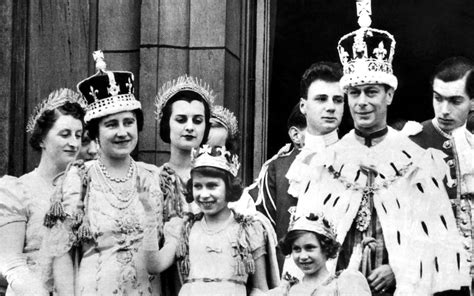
176, 211, 267, 281
294, 128, 470, 294
0, 175, 27, 227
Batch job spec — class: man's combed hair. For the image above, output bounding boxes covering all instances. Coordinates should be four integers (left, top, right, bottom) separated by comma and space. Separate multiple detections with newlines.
432, 56, 474, 98
279, 230, 341, 259
300, 61, 343, 99
185, 166, 243, 203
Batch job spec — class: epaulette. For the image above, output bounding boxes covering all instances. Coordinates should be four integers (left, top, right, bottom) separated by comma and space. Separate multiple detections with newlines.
276, 143, 294, 158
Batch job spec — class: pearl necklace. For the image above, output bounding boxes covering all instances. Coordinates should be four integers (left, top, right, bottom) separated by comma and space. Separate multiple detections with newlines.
96, 161, 138, 210
98, 158, 134, 183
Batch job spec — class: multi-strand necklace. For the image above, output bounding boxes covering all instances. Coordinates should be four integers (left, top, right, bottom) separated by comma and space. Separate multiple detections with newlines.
98, 158, 134, 183
97, 158, 137, 210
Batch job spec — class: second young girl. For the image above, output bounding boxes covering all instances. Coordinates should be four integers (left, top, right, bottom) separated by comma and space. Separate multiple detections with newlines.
270, 213, 370, 296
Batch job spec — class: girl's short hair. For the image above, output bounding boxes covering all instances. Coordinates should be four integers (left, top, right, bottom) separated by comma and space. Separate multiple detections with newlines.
185, 166, 243, 203
86, 108, 144, 140
29, 102, 85, 151
279, 229, 340, 259
159, 91, 211, 144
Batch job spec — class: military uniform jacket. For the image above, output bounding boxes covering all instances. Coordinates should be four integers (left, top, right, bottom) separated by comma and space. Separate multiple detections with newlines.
410, 119, 474, 277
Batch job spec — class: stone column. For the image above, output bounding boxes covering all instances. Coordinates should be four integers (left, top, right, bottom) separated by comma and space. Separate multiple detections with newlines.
138, 0, 242, 166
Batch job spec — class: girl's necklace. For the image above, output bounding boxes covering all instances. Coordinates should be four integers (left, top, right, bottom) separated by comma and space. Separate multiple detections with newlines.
201, 212, 234, 235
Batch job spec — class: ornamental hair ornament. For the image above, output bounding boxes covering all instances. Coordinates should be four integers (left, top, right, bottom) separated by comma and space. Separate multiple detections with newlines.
26, 88, 87, 133
211, 105, 239, 138
288, 212, 337, 241
191, 144, 240, 177
155, 74, 215, 122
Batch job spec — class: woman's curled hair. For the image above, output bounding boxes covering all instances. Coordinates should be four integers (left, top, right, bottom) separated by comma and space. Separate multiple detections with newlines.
29, 102, 85, 151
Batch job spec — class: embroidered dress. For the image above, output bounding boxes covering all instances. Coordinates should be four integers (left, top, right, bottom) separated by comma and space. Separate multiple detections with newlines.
43, 160, 164, 296
0, 172, 55, 295
291, 127, 470, 295
177, 212, 266, 296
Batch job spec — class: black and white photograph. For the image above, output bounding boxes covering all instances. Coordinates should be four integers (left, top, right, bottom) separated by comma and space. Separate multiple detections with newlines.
0, 0, 473, 295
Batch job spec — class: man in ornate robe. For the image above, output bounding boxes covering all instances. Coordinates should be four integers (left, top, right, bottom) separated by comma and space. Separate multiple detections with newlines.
290, 2, 470, 295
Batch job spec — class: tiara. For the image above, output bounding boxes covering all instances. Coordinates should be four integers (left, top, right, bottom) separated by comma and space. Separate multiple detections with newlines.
191, 144, 240, 177
288, 211, 337, 241
155, 75, 215, 122
26, 88, 87, 133
211, 105, 239, 138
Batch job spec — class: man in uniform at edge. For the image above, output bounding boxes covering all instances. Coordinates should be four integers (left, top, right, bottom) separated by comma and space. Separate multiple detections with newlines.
410, 56, 474, 295
290, 1, 470, 295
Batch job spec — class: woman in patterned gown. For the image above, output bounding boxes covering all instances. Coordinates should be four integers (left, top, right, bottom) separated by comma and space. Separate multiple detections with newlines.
44, 51, 164, 295
0, 88, 85, 295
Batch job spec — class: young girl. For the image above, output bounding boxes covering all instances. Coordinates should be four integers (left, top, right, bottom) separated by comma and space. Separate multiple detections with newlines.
142, 145, 269, 295
271, 213, 371, 296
